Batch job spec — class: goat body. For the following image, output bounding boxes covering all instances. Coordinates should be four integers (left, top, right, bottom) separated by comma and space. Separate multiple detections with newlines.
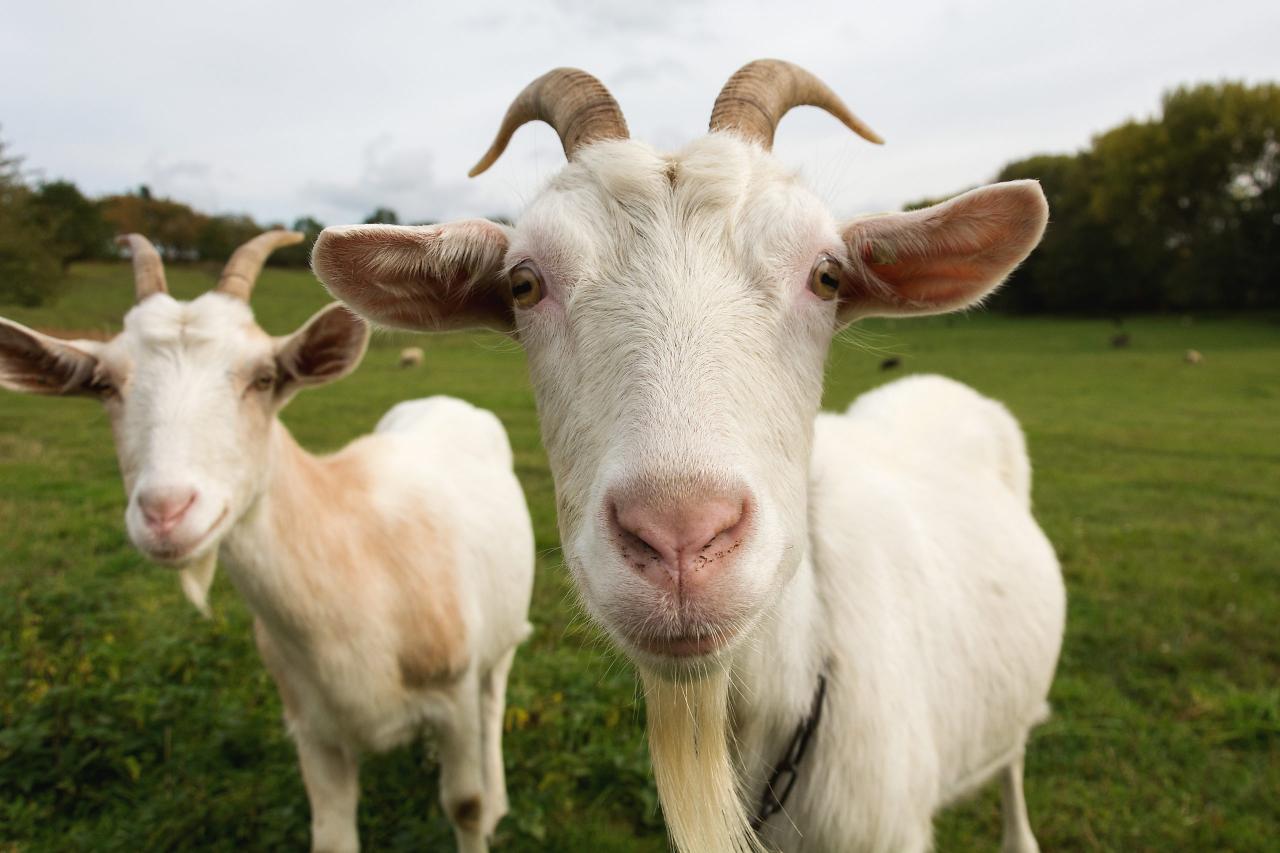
730, 376, 1063, 851
224, 397, 534, 852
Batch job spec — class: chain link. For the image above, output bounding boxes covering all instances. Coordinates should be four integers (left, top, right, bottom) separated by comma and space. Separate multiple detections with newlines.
750, 672, 828, 833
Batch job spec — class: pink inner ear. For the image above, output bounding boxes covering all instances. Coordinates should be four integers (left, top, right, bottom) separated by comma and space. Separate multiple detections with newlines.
843, 181, 1049, 316
862, 251, 1000, 310
0, 321, 100, 396
313, 222, 513, 333
292, 309, 365, 381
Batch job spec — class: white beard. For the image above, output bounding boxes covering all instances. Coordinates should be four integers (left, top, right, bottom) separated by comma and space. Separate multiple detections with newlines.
641, 666, 764, 853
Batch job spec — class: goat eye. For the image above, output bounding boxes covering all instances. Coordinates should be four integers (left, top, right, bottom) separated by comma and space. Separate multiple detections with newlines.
508, 263, 544, 309
809, 257, 842, 301
252, 372, 276, 392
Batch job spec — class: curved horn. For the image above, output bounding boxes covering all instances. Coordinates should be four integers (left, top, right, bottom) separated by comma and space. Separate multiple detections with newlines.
469, 67, 629, 177
215, 230, 305, 301
115, 234, 169, 302
709, 59, 884, 150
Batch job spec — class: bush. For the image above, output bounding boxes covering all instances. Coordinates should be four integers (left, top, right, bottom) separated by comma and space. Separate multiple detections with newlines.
29, 180, 113, 270
0, 136, 64, 306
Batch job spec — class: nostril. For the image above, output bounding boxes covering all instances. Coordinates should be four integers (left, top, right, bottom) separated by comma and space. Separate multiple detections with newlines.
139, 489, 198, 530
610, 492, 750, 568
612, 502, 674, 566
699, 499, 746, 551
632, 532, 664, 561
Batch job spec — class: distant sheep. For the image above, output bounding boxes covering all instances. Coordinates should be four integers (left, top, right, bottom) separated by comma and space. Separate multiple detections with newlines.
1185, 349, 1203, 365
399, 346, 425, 368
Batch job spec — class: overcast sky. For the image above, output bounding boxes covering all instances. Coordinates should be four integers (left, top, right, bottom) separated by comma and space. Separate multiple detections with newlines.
3, 0, 1278, 226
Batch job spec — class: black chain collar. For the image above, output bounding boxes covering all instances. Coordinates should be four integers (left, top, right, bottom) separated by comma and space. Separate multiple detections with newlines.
750, 671, 828, 833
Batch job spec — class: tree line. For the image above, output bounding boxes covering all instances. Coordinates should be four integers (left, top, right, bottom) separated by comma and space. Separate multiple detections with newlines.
910, 81, 1279, 313
0, 136, 412, 306
4, 79, 1278, 311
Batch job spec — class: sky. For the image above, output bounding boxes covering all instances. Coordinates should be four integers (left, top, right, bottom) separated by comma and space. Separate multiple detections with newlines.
3, 0, 1278, 227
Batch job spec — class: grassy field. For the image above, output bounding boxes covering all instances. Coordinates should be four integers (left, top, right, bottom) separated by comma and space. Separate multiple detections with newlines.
1, 262, 1277, 851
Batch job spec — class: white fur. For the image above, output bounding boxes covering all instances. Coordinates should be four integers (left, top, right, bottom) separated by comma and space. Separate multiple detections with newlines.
733, 375, 1063, 852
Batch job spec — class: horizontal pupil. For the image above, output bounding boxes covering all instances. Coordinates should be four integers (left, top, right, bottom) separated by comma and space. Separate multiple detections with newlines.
512, 281, 533, 296
820, 274, 838, 288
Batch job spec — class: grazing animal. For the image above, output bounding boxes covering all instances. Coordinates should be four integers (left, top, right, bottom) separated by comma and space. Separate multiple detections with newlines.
400, 345, 425, 368
1111, 332, 1131, 348
1184, 348, 1203, 365
0, 232, 534, 853
312, 60, 1066, 853
879, 356, 902, 371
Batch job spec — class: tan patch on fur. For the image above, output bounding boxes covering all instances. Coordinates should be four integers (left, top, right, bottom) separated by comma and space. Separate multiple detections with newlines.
268, 431, 469, 690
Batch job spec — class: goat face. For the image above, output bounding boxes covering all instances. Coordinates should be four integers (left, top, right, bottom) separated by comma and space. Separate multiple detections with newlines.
313, 62, 1048, 674
514, 137, 835, 665
101, 293, 281, 565
0, 234, 367, 570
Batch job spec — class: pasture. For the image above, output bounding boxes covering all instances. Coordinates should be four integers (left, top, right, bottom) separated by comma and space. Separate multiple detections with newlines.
1, 263, 1277, 851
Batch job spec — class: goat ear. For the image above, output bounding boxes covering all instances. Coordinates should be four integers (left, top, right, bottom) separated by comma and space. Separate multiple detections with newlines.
311, 221, 513, 332
275, 303, 370, 391
838, 180, 1048, 320
0, 317, 103, 397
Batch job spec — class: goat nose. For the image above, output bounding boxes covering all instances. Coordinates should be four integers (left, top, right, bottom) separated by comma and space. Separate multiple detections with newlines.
611, 489, 750, 597
138, 487, 197, 535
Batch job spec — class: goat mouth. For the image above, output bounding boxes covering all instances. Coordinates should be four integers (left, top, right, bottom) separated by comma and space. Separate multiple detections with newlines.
631, 629, 733, 659
144, 506, 229, 566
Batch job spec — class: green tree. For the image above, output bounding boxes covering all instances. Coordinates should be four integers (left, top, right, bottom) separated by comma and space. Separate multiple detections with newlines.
196, 214, 261, 264
99, 191, 208, 260
293, 215, 324, 238
363, 207, 399, 225
0, 134, 62, 306
928, 80, 1280, 313
262, 215, 323, 267
29, 180, 112, 270
993, 154, 1132, 313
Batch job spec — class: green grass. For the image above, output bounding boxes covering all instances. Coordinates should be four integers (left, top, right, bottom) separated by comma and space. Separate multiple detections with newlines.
2, 263, 1277, 851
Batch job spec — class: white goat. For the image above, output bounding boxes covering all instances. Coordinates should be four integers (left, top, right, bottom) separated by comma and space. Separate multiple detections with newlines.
0, 232, 534, 853
312, 60, 1066, 853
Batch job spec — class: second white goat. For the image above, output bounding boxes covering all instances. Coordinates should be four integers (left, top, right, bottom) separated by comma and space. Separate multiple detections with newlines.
0, 232, 534, 853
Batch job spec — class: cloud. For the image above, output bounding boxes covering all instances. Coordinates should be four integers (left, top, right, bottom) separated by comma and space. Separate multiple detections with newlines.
548, 0, 709, 36
300, 135, 496, 224
3, 0, 1277, 228
137, 156, 233, 213
610, 59, 691, 87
